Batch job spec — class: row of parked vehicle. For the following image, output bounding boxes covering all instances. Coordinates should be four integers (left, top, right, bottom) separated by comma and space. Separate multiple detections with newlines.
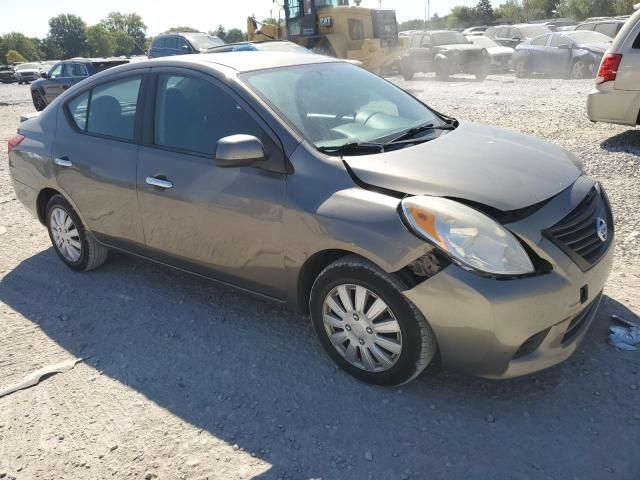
397, 16, 626, 81
0, 61, 59, 85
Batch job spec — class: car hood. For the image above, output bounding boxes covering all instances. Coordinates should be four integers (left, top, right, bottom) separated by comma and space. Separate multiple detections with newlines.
436, 44, 483, 52
344, 121, 581, 212
16, 69, 40, 74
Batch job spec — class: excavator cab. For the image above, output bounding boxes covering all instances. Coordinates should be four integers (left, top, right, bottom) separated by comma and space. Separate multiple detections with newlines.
284, 0, 349, 38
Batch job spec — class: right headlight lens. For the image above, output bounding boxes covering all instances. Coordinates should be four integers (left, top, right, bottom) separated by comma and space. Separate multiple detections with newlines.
401, 196, 535, 276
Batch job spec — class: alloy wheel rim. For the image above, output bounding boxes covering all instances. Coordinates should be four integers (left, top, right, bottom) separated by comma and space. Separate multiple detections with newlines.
50, 207, 82, 263
573, 62, 584, 79
322, 284, 402, 372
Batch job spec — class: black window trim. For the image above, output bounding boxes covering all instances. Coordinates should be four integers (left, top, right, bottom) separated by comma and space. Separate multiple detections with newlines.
142, 66, 287, 171
63, 68, 150, 145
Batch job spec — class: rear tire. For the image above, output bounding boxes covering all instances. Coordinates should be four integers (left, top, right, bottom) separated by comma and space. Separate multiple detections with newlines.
309, 255, 438, 386
514, 60, 528, 78
435, 63, 450, 81
570, 59, 588, 79
46, 194, 109, 272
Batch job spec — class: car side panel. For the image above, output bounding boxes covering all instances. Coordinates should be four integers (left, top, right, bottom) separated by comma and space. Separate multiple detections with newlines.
282, 144, 433, 310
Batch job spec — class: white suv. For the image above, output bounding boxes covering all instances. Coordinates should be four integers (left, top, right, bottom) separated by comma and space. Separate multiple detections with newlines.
587, 6, 640, 126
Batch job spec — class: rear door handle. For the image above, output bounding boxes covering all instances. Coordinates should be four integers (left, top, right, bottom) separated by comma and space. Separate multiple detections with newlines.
54, 157, 73, 167
146, 176, 173, 189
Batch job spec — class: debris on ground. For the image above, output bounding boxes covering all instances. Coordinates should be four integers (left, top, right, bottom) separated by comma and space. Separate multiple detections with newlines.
609, 315, 640, 351
0, 358, 83, 398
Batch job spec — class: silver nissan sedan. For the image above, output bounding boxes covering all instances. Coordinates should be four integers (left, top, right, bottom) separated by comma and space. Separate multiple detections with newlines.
8, 52, 614, 385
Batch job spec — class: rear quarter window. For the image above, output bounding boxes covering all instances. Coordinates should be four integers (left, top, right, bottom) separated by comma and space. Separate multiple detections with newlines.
595, 23, 617, 38
68, 91, 89, 130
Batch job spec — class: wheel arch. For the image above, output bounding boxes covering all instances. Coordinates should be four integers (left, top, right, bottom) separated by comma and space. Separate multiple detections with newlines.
36, 187, 62, 225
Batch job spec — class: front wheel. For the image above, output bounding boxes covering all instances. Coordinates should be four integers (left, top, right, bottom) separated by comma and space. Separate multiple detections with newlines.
32, 91, 46, 111
46, 194, 109, 271
310, 255, 438, 386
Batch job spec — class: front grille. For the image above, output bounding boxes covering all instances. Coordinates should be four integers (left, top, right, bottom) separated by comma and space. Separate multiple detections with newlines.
561, 293, 602, 345
544, 185, 613, 271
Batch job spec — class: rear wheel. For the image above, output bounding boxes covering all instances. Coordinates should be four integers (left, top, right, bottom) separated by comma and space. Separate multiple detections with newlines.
514, 60, 528, 78
570, 59, 588, 79
46, 194, 109, 272
310, 255, 438, 386
435, 62, 450, 81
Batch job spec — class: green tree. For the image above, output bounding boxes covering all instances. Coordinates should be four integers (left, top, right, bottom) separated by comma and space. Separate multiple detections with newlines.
100, 12, 147, 54
428, 13, 447, 29
446, 6, 477, 28
399, 19, 426, 31
166, 26, 200, 33
113, 32, 135, 56
523, 0, 550, 20
495, 0, 525, 22
557, 0, 613, 19
34, 37, 63, 60
6, 49, 26, 64
613, 0, 635, 14
48, 14, 88, 58
0, 33, 40, 61
476, 0, 495, 24
87, 25, 116, 57
225, 28, 246, 43
213, 25, 227, 41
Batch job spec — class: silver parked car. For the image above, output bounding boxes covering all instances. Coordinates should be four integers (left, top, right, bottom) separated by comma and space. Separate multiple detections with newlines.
8, 52, 614, 385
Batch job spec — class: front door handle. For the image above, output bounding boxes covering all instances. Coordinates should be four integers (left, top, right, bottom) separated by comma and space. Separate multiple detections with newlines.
54, 157, 73, 167
146, 176, 173, 189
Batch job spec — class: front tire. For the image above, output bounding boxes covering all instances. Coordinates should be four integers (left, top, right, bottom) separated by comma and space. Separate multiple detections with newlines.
435, 62, 449, 81
32, 91, 46, 111
310, 255, 437, 386
46, 194, 109, 271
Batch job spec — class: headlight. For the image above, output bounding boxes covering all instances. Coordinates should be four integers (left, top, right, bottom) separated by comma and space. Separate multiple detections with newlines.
401, 196, 534, 276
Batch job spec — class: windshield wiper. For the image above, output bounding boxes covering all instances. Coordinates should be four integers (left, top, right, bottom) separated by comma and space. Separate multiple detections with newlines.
317, 141, 384, 155
388, 122, 457, 144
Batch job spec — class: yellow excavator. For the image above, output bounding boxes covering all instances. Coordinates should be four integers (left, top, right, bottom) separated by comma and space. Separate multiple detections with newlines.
247, 0, 403, 73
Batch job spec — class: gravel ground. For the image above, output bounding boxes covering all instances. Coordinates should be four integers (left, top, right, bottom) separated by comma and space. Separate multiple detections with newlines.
0, 76, 639, 480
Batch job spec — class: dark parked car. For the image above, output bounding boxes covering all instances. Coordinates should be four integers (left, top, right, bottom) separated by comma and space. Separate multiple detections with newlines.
0, 65, 16, 84
575, 19, 626, 38
30, 58, 128, 111
8, 52, 614, 385
485, 24, 552, 48
148, 32, 224, 58
400, 30, 491, 81
513, 31, 612, 79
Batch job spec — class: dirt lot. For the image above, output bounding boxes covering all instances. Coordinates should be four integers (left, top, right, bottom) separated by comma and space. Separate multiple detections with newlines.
0, 76, 639, 480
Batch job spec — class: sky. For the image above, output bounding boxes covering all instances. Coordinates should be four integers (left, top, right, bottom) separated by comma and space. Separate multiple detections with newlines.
0, 0, 479, 38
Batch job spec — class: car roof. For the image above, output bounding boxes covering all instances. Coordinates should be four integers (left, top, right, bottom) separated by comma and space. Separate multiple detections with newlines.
146, 51, 339, 72
156, 32, 208, 37
61, 57, 128, 64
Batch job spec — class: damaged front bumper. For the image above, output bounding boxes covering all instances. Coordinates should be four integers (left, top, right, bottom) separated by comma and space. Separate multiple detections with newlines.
402, 178, 614, 379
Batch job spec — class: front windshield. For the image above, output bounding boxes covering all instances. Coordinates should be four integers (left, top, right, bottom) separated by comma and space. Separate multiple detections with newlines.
185, 34, 224, 50
520, 26, 552, 38
432, 32, 469, 46
242, 63, 442, 150
16, 63, 38, 70
468, 36, 497, 48
566, 31, 612, 43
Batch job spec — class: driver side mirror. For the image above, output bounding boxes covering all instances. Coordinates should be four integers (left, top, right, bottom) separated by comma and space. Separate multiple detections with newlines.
181, 45, 190, 53
215, 135, 265, 168
40, 72, 49, 79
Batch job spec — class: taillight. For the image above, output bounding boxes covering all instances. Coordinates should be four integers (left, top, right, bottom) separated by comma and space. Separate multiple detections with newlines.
7, 133, 25, 154
596, 53, 623, 85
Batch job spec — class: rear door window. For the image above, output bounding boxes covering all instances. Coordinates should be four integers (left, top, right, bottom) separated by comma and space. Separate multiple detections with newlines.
62, 64, 75, 77
595, 23, 617, 38
68, 91, 90, 130
531, 35, 550, 46
577, 23, 595, 31
165, 36, 178, 49
549, 34, 568, 47
74, 63, 89, 77
86, 76, 142, 140
176, 37, 189, 50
